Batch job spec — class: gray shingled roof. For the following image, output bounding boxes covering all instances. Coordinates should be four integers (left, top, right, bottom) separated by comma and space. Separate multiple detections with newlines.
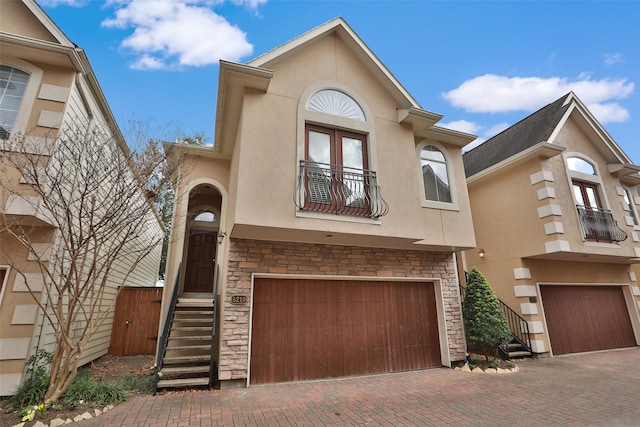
463, 93, 572, 177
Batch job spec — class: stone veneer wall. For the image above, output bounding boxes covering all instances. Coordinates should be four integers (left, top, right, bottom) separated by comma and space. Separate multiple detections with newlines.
219, 238, 466, 382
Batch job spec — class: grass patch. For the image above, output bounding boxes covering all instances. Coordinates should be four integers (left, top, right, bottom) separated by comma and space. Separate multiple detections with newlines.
63, 369, 129, 407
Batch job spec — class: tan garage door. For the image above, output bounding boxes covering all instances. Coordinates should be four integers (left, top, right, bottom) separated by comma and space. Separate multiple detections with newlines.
250, 279, 441, 385
540, 285, 637, 355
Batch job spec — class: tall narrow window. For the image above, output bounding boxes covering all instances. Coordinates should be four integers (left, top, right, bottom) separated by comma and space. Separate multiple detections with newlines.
0, 65, 30, 139
421, 145, 451, 203
623, 188, 639, 226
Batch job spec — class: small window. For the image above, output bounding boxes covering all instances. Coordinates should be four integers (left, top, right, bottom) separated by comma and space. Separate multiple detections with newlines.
420, 145, 451, 203
567, 157, 595, 175
0, 65, 30, 139
194, 211, 217, 222
623, 188, 639, 226
306, 89, 365, 122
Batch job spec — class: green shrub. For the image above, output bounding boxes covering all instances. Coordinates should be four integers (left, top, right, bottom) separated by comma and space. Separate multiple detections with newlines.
63, 369, 128, 406
463, 267, 511, 360
118, 375, 155, 394
4, 349, 52, 410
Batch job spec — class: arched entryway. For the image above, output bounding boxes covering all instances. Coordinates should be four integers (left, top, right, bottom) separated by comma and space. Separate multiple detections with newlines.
181, 185, 223, 295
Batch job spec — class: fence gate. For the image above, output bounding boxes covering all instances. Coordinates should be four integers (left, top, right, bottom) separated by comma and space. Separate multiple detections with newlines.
109, 287, 163, 356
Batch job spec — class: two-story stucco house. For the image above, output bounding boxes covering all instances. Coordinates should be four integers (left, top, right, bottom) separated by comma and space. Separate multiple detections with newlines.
158, 17, 477, 390
461, 92, 640, 357
0, 0, 163, 395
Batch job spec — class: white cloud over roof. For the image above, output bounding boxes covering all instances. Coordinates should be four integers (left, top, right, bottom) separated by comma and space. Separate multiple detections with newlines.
442, 74, 634, 124
102, 0, 263, 70
439, 120, 510, 153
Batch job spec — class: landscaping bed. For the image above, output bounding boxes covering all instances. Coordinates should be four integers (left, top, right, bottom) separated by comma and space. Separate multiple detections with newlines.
0, 354, 154, 427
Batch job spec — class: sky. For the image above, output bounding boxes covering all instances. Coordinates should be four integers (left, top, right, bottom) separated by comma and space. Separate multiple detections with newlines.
39, 0, 640, 163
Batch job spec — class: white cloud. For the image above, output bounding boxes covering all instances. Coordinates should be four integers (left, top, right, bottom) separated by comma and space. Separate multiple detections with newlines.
102, 0, 261, 70
130, 54, 167, 71
439, 120, 511, 152
484, 122, 510, 138
604, 53, 624, 66
438, 120, 480, 135
587, 102, 630, 123
442, 74, 634, 124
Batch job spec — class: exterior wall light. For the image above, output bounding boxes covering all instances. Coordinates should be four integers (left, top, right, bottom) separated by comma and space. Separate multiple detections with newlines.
478, 248, 486, 258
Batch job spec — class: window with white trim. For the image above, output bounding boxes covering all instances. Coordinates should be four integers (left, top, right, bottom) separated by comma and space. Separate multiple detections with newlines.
565, 155, 627, 242
295, 88, 388, 219
420, 144, 452, 203
0, 65, 30, 139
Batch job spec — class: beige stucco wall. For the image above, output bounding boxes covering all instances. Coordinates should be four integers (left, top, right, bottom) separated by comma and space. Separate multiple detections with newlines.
0, 1, 58, 43
463, 112, 640, 355
228, 33, 474, 251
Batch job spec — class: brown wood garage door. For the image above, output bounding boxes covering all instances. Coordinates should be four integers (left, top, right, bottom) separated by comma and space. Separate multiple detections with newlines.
540, 285, 636, 355
250, 279, 441, 385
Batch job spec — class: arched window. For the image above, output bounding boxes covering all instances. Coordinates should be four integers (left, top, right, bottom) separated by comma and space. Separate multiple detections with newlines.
566, 157, 595, 175
420, 145, 451, 203
193, 210, 217, 223
0, 65, 30, 139
306, 89, 365, 121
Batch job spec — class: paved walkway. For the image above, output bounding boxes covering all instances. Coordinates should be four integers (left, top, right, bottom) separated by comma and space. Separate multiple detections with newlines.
79, 348, 640, 426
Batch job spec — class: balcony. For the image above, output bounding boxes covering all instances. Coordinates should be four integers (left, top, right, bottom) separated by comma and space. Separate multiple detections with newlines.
576, 205, 627, 243
295, 160, 389, 219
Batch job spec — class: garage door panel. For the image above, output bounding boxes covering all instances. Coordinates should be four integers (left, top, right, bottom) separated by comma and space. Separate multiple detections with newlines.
541, 285, 636, 355
250, 279, 441, 384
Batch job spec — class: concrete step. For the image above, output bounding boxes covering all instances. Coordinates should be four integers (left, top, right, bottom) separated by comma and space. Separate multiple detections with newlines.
508, 350, 532, 358
171, 326, 213, 332
174, 310, 214, 316
166, 344, 212, 352
177, 299, 215, 308
163, 354, 210, 364
173, 317, 213, 328
160, 365, 210, 376
168, 335, 212, 341
157, 377, 210, 389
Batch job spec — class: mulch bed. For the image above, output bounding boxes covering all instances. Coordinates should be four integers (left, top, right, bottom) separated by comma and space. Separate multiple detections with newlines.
0, 354, 154, 427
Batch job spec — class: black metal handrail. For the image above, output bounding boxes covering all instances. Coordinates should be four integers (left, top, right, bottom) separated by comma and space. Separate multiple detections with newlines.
208, 263, 220, 388
498, 299, 532, 356
576, 205, 628, 243
154, 263, 180, 395
460, 284, 532, 357
294, 160, 389, 219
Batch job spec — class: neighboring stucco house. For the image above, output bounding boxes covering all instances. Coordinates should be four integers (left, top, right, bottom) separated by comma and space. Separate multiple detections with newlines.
0, 0, 163, 395
159, 17, 477, 389
461, 92, 640, 357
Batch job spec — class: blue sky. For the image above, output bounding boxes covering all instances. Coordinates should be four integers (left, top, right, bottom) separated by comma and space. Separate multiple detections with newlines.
40, 0, 640, 162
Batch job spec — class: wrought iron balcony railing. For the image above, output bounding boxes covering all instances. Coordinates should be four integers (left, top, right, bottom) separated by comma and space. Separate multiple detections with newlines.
576, 205, 628, 243
294, 160, 389, 219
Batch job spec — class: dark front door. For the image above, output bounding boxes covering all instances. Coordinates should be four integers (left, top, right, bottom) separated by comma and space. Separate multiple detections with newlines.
184, 230, 217, 293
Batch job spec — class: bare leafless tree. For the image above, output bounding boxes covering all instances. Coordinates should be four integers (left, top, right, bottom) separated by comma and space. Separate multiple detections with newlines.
0, 121, 179, 402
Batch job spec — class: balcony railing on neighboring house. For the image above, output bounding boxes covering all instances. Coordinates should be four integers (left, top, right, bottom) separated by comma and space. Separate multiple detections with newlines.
576, 205, 628, 243
295, 160, 389, 219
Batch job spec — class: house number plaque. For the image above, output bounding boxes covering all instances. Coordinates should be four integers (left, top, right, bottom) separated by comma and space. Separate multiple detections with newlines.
231, 295, 248, 305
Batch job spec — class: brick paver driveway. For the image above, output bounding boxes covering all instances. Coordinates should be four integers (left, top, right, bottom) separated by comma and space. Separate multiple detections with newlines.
80, 347, 639, 426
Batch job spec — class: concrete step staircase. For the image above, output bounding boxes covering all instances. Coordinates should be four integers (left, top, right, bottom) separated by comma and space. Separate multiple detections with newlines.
156, 297, 216, 390
499, 338, 533, 360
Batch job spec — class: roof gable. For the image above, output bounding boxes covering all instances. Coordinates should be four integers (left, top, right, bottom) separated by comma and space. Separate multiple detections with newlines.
463, 94, 571, 177
1, 0, 74, 47
248, 17, 420, 110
